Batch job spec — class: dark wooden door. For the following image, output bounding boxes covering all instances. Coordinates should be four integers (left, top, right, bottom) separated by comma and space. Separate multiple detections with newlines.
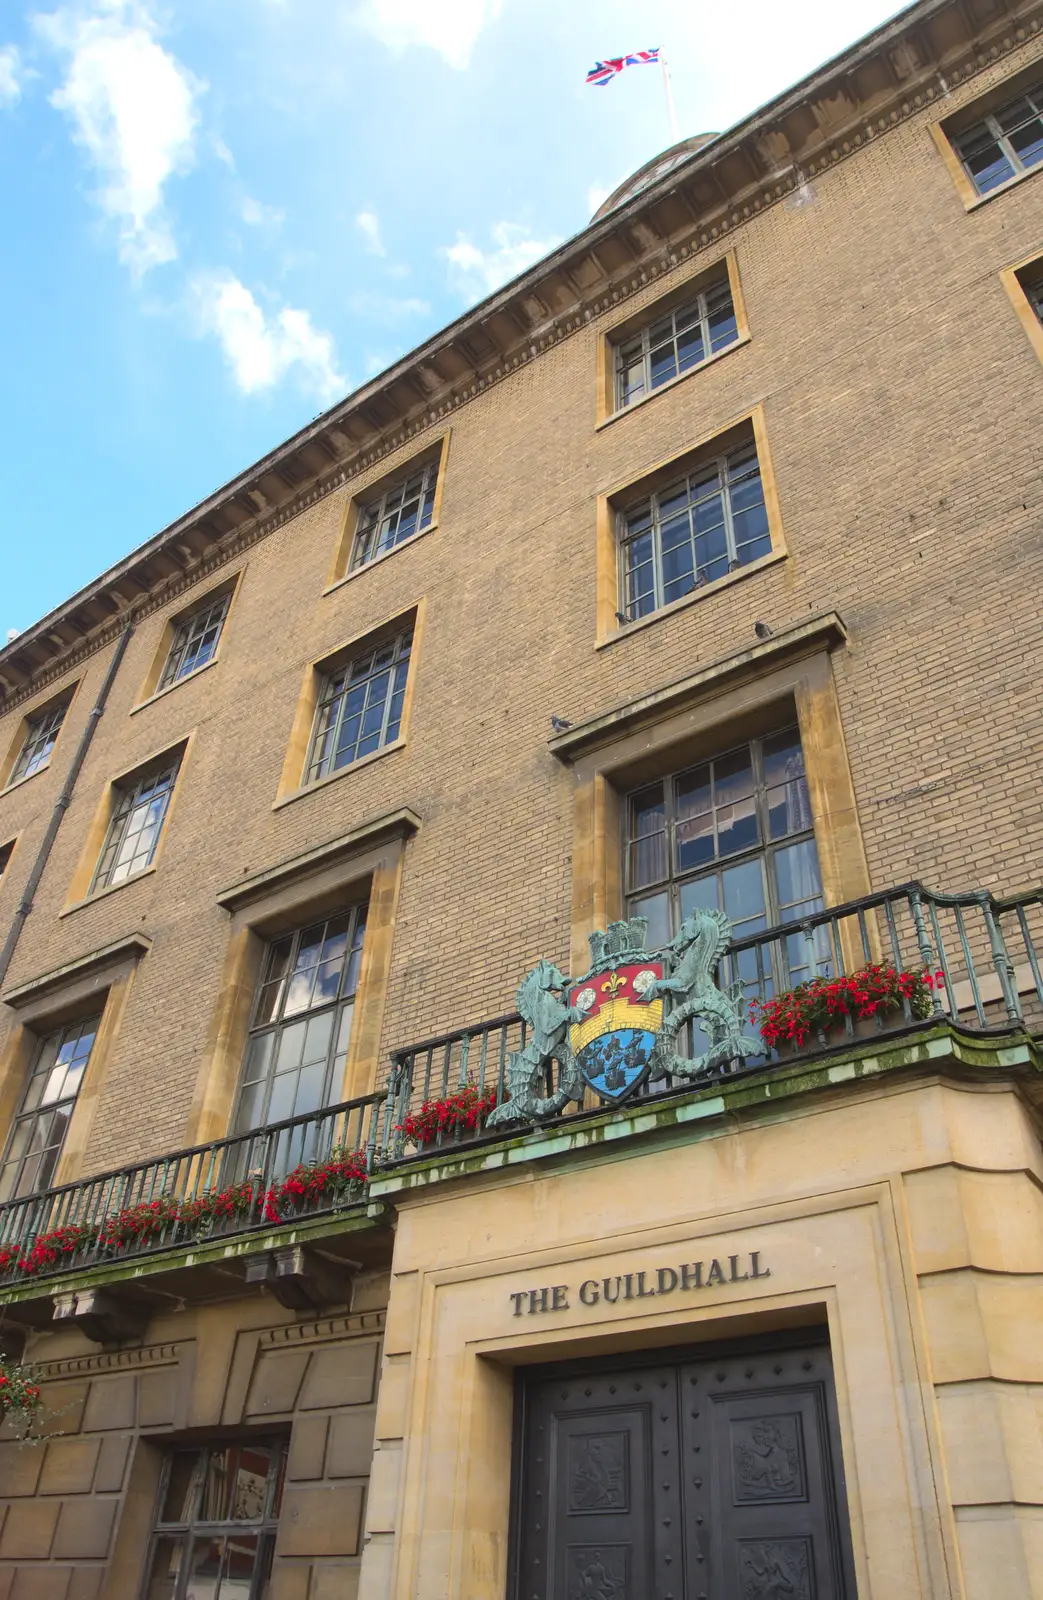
511, 1334, 856, 1600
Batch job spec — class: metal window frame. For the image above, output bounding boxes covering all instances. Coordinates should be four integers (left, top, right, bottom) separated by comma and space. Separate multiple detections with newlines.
614, 277, 736, 410
91, 762, 180, 894
305, 628, 412, 785
349, 459, 439, 570
158, 593, 232, 692
618, 443, 764, 620
141, 1439, 287, 1600
233, 905, 368, 1132
1026, 273, 1043, 324
623, 729, 821, 941
8, 701, 68, 787
0, 1015, 100, 1201
955, 80, 1043, 191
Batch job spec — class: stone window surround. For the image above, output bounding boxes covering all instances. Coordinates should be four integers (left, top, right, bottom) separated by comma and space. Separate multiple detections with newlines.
594, 405, 786, 648
0, 932, 150, 1190
133, 567, 246, 712
547, 613, 869, 978
596, 249, 750, 428
185, 808, 420, 1147
324, 433, 450, 595
62, 734, 194, 914
275, 601, 424, 807
1000, 250, 1043, 366
0, 678, 82, 795
929, 58, 1043, 210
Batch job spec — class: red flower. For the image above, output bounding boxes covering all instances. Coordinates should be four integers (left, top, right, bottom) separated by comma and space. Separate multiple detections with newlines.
397, 1084, 499, 1149
751, 963, 934, 1051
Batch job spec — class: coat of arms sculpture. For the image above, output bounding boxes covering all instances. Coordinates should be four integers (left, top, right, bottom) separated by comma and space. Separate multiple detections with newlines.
486, 907, 760, 1128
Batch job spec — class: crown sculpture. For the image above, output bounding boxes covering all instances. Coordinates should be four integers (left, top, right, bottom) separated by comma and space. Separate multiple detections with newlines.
486, 907, 759, 1127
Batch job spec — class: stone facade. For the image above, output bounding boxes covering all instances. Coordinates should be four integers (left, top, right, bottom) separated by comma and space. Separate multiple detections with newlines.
0, 1, 1040, 1596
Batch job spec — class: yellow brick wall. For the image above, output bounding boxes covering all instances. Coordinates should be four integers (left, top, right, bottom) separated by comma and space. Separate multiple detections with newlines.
0, 39, 1040, 1172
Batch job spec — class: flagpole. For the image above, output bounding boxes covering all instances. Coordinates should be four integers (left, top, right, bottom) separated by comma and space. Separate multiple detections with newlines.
660, 51, 680, 142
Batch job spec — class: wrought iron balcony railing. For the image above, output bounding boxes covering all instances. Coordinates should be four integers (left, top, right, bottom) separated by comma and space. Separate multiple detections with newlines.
0, 880, 1039, 1291
383, 880, 1043, 1156
0, 1092, 385, 1288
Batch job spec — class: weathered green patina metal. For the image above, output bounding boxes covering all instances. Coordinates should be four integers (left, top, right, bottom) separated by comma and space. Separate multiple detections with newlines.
645, 907, 760, 1081
485, 959, 587, 1126
486, 908, 759, 1127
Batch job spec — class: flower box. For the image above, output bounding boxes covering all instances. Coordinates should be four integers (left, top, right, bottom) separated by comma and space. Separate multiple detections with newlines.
397, 1084, 499, 1149
754, 964, 938, 1055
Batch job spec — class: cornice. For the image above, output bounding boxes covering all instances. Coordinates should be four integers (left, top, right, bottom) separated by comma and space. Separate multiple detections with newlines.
258, 1308, 385, 1348
1, 0, 1040, 712
34, 1340, 183, 1378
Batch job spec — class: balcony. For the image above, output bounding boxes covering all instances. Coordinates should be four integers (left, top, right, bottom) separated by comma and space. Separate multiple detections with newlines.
0, 880, 1040, 1318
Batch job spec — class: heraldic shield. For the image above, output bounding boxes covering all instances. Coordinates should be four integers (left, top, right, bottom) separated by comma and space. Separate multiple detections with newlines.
569, 961, 664, 1104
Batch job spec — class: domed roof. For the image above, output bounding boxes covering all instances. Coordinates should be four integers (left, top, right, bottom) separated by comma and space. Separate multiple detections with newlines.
591, 134, 720, 222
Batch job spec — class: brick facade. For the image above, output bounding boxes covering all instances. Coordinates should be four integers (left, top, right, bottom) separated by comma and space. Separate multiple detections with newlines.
0, 7, 1040, 1596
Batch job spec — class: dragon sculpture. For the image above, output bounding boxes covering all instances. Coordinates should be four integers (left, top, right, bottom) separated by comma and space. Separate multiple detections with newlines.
485, 958, 586, 1127
645, 906, 760, 1081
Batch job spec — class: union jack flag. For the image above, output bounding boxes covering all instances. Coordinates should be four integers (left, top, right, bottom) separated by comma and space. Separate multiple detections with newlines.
586, 49, 660, 87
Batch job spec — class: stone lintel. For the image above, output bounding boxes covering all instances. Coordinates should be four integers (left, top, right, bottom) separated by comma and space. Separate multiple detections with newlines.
548, 612, 848, 762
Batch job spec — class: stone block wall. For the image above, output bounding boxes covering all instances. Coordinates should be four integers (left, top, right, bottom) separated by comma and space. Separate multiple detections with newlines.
0, 1286, 386, 1600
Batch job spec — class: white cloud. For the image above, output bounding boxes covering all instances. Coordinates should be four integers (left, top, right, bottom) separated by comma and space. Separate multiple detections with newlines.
37, 0, 201, 274
0, 45, 23, 106
442, 221, 560, 302
355, 209, 385, 255
354, 0, 502, 69
240, 194, 285, 230
348, 289, 430, 321
194, 271, 346, 404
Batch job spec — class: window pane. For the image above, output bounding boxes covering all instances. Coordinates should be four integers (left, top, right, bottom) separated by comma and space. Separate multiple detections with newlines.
719, 858, 768, 936
221, 1531, 260, 1598
763, 731, 813, 839
1009, 115, 1043, 169
163, 1451, 203, 1522
273, 1020, 307, 1077
332, 1003, 355, 1088
961, 130, 1014, 192
629, 891, 671, 952
713, 748, 759, 858
187, 1533, 224, 1598
773, 838, 824, 917
674, 766, 713, 871
675, 323, 706, 373
679, 874, 721, 919
145, 1536, 186, 1600
628, 785, 666, 888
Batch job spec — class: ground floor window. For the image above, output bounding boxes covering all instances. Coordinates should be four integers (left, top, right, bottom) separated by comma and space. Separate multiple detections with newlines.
142, 1439, 287, 1599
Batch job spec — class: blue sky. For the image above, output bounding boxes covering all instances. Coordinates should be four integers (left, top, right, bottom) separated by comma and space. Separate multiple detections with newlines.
0, 0, 906, 637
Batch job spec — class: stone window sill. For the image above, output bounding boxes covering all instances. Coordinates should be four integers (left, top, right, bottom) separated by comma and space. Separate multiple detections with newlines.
1, 763, 52, 799
596, 335, 751, 432
324, 524, 437, 598
130, 656, 219, 716
597, 548, 787, 651
273, 739, 406, 811
60, 866, 158, 919
965, 161, 1040, 212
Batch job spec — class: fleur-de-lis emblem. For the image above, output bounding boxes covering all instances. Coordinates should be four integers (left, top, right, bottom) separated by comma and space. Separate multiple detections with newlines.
600, 973, 626, 997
